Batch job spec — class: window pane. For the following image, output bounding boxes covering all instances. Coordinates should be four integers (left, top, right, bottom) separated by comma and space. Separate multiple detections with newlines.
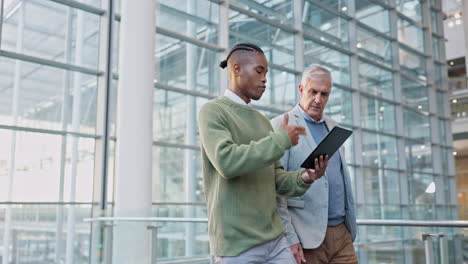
363, 168, 400, 204
398, 18, 424, 52
153, 90, 208, 145
408, 172, 435, 204
405, 140, 432, 173
429, 0, 439, 8
401, 75, 428, 111
358, 204, 402, 220
2, 0, 100, 69
396, 0, 422, 23
437, 90, 446, 116
343, 131, 354, 164
0, 131, 94, 202
360, 96, 396, 133
434, 63, 444, 89
399, 47, 426, 79
303, 39, 351, 86
303, 2, 349, 49
153, 146, 203, 202
439, 119, 447, 145
158, 0, 219, 44
432, 37, 441, 60
229, 10, 295, 68
402, 205, 435, 222
0, 204, 92, 262
156, 37, 220, 94
403, 108, 430, 141
230, 0, 293, 24
325, 87, 353, 125
310, 0, 351, 14
446, 177, 456, 205
358, 60, 394, 98
252, 69, 297, 109
431, 10, 440, 34
356, 0, 390, 34
0, 57, 98, 134
362, 132, 398, 169
356, 26, 392, 66
441, 147, 450, 175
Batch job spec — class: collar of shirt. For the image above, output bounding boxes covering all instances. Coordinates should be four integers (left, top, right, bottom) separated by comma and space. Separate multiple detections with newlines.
224, 89, 251, 106
298, 104, 325, 123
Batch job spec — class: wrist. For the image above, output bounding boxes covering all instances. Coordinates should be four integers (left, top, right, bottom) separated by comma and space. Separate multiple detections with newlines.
301, 172, 314, 184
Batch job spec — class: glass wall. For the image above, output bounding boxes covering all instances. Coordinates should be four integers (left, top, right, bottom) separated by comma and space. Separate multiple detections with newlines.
0, 0, 459, 263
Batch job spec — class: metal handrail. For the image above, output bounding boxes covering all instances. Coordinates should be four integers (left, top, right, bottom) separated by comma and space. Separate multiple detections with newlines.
357, 219, 468, 228
0, 201, 207, 206
84, 217, 208, 223
85, 217, 468, 264
84, 217, 468, 227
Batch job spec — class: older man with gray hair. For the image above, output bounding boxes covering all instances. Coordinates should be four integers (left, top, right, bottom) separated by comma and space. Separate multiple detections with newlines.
270, 65, 358, 264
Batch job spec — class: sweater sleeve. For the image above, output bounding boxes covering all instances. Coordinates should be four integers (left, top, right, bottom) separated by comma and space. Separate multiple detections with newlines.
274, 160, 310, 197
198, 102, 292, 179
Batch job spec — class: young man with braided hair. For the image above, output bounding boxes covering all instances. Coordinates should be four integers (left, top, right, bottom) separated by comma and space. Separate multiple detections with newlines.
198, 43, 329, 263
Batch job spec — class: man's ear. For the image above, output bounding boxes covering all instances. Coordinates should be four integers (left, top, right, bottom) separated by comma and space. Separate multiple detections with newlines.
298, 83, 303, 95
233, 63, 241, 76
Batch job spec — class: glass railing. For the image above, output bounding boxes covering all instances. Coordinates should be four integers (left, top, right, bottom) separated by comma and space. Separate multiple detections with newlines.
2, 203, 467, 264
82, 217, 468, 264
0, 203, 95, 264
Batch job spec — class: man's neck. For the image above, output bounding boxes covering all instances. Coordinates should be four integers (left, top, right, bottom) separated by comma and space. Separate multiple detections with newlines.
229, 88, 250, 104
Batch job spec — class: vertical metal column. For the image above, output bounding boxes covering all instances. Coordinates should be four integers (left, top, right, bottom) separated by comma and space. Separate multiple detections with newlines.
147, 225, 160, 264
218, 0, 229, 95
91, 0, 115, 262
388, 0, 409, 207
292, 0, 303, 102
348, 0, 364, 205
103, 223, 114, 264
439, 235, 449, 264
65, 7, 85, 264
3, 2, 24, 264
112, 0, 155, 263
422, 234, 435, 264
56, 6, 74, 264
184, 0, 197, 257
347, 2, 367, 260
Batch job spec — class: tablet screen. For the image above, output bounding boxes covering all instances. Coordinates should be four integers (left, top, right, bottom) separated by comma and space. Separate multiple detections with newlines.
300, 126, 352, 169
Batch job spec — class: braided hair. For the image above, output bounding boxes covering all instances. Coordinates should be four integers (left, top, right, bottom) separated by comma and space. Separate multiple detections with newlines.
219, 43, 264, 69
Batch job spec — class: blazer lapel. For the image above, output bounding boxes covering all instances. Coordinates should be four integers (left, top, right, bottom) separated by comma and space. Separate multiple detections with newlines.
290, 105, 317, 161
324, 115, 347, 167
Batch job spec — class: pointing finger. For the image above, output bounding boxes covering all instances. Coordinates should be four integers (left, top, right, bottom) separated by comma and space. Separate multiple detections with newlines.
295, 126, 306, 134
282, 113, 289, 126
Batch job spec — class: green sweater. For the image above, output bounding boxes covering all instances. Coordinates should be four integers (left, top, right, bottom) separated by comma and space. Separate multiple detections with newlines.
198, 96, 309, 256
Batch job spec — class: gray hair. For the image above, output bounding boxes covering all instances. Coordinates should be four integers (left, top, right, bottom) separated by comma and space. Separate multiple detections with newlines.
300, 64, 332, 86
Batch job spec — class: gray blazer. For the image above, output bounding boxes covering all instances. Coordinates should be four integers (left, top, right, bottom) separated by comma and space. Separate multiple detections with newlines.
270, 105, 357, 249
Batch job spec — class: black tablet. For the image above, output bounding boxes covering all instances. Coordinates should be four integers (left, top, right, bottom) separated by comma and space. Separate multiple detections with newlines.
300, 126, 352, 169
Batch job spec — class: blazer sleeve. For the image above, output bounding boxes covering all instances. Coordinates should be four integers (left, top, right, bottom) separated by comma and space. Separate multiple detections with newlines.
277, 196, 301, 246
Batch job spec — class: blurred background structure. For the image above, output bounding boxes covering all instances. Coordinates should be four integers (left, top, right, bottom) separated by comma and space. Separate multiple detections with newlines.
444, 0, 468, 221
0, 0, 466, 263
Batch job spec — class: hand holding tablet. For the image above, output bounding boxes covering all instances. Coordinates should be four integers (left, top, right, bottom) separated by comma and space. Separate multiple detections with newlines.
300, 126, 353, 169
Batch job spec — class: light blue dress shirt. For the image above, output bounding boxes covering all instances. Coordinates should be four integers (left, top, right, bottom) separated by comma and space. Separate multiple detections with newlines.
298, 106, 345, 226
